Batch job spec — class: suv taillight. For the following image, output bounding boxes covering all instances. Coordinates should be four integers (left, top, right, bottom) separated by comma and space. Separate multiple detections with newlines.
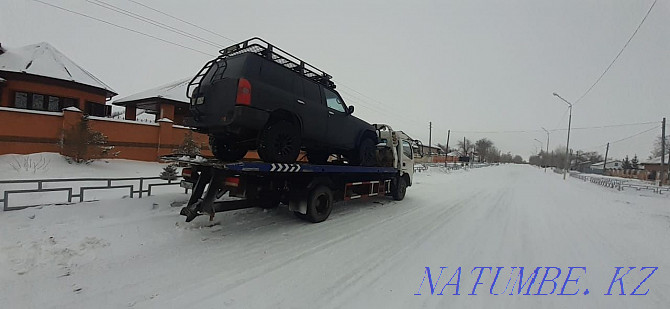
236, 78, 251, 105
181, 168, 192, 179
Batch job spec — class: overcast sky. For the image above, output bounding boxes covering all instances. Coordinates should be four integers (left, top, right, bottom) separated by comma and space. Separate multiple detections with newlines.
2, 0, 668, 160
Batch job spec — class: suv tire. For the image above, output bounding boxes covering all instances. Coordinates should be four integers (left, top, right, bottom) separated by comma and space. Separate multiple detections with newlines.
257, 120, 302, 163
351, 137, 377, 166
210, 136, 247, 161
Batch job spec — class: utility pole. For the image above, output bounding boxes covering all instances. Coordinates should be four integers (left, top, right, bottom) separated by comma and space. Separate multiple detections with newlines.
542, 127, 549, 173
445, 130, 450, 168
553, 93, 573, 180
428, 122, 432, 158
661, 117, 666, 186
603, 143, 610, 176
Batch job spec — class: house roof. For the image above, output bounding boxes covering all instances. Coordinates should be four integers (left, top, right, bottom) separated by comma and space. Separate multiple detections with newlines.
113, 77, 190, 105
591, 160, 622, 167
642, 154, 670, 165
0, 42, 116, 97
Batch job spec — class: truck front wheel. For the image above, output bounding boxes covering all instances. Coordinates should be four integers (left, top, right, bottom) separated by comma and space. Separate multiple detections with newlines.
392, 176, 407, 201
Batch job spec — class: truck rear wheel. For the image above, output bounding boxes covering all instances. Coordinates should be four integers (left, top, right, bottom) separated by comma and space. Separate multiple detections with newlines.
257, 120, 302, 163
304, 185, 333, 223
210, 136, 247, 161
392, 176, 407, 201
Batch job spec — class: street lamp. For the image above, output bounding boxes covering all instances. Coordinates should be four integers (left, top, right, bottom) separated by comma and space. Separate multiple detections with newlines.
553, 92, 573, 180
541, 127, 550, 173
534, 138, 543, 152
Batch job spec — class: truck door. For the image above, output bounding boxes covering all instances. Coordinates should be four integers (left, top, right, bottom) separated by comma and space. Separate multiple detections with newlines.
400, 140, 414, 184
323, 88, 357, 149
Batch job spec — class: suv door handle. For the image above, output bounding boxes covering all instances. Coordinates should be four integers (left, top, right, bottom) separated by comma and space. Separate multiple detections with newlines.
297, 99, 305, 105
328, 111, 334, 115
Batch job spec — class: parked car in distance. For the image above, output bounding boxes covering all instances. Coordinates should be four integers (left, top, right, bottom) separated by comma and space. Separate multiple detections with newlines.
185, 38, 378, 166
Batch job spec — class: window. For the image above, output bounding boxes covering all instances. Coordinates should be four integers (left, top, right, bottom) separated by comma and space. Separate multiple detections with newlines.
402, 141, 413, 159
14, 92, 28, 109
13, 91, 77, 111
32, 94, 45, 110
48, 96, 60, 111
85, 101, 108, 117
62, 97, 77, 109
324, 88, 345, 112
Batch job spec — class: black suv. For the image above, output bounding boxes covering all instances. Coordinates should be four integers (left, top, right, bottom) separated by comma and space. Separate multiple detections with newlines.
186, 38, 377, 165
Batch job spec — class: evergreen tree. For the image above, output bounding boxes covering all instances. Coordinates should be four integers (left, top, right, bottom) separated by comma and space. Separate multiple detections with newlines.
175, 131, 201, 156
631, 155, 639, 169
60, 115, 115, 164
160, 164, 178, 180
622, 156, 632, 170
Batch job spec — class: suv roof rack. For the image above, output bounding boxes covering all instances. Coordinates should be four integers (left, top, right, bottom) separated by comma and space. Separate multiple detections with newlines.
219, 37, 336, 89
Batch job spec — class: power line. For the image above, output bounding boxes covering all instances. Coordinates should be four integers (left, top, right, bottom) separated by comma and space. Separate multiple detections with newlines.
86, 0, 224, 48
127, 0, 237, 44
31, 0, 216, 57
580, 125, 659, 151
574, 0, 658, 105
451, 120, 659, 134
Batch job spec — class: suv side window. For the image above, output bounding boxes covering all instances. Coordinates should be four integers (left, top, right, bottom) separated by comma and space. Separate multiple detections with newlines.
324, 88, 345, 113
402, 140, 413, 159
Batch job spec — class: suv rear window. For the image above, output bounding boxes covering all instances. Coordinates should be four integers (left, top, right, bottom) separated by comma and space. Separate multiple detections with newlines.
201, 56, 247, 86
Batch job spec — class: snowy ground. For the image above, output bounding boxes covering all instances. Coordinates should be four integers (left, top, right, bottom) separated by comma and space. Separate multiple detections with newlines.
1, 163, 669, 308
0, 153, 172, 208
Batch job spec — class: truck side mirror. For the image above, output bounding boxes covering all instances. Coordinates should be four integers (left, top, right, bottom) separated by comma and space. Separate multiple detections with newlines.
347, 105, 354, 114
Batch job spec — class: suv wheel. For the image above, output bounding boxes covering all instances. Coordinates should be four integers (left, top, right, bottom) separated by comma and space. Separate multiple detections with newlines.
306, 150, 330, 165
351, 137, 377, 166
257, 120, 302, 163
210, 136, 247, 161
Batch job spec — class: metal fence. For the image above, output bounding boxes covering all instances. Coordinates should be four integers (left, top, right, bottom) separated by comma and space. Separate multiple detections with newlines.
1, 176, 184, 211
570, 173, 670, 195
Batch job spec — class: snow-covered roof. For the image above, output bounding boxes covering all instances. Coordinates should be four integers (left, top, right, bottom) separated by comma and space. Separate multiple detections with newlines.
113, 77, 190, 105
642, 154, 670, 165
591, 160, 622, 167
447, 151, 463, 157
0, 42, 115, 96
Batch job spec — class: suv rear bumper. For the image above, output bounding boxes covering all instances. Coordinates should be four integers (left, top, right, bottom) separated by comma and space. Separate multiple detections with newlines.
187, 105, 269, 136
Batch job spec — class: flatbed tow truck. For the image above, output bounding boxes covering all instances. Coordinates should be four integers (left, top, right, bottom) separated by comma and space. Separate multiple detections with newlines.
162, 125, 420, 223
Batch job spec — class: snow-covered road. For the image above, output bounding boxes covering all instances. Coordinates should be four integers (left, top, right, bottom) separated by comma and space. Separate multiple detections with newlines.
1, 164, 668, 308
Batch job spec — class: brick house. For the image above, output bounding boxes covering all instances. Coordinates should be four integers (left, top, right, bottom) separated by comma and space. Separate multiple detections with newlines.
0, 42, 211, 161
112, 77, 192, 125
0, 42, 115, 116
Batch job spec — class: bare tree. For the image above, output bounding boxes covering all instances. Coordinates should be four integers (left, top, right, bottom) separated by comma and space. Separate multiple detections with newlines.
475, 138, 494, 162
651, 135, 670, 158
457, 138, 473, 155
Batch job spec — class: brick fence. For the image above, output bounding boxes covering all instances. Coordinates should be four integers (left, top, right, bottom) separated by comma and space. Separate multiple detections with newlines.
0, 106, 220, 161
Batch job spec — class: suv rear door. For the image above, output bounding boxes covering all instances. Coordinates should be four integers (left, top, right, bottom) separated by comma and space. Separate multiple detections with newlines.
296, 78, 326, 143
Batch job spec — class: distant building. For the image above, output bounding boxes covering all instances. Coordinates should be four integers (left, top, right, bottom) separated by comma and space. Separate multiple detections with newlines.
641, 154, 670, 183
0, 42, 116, 116
590, 160, 622, 173
113, 77, 191, 125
